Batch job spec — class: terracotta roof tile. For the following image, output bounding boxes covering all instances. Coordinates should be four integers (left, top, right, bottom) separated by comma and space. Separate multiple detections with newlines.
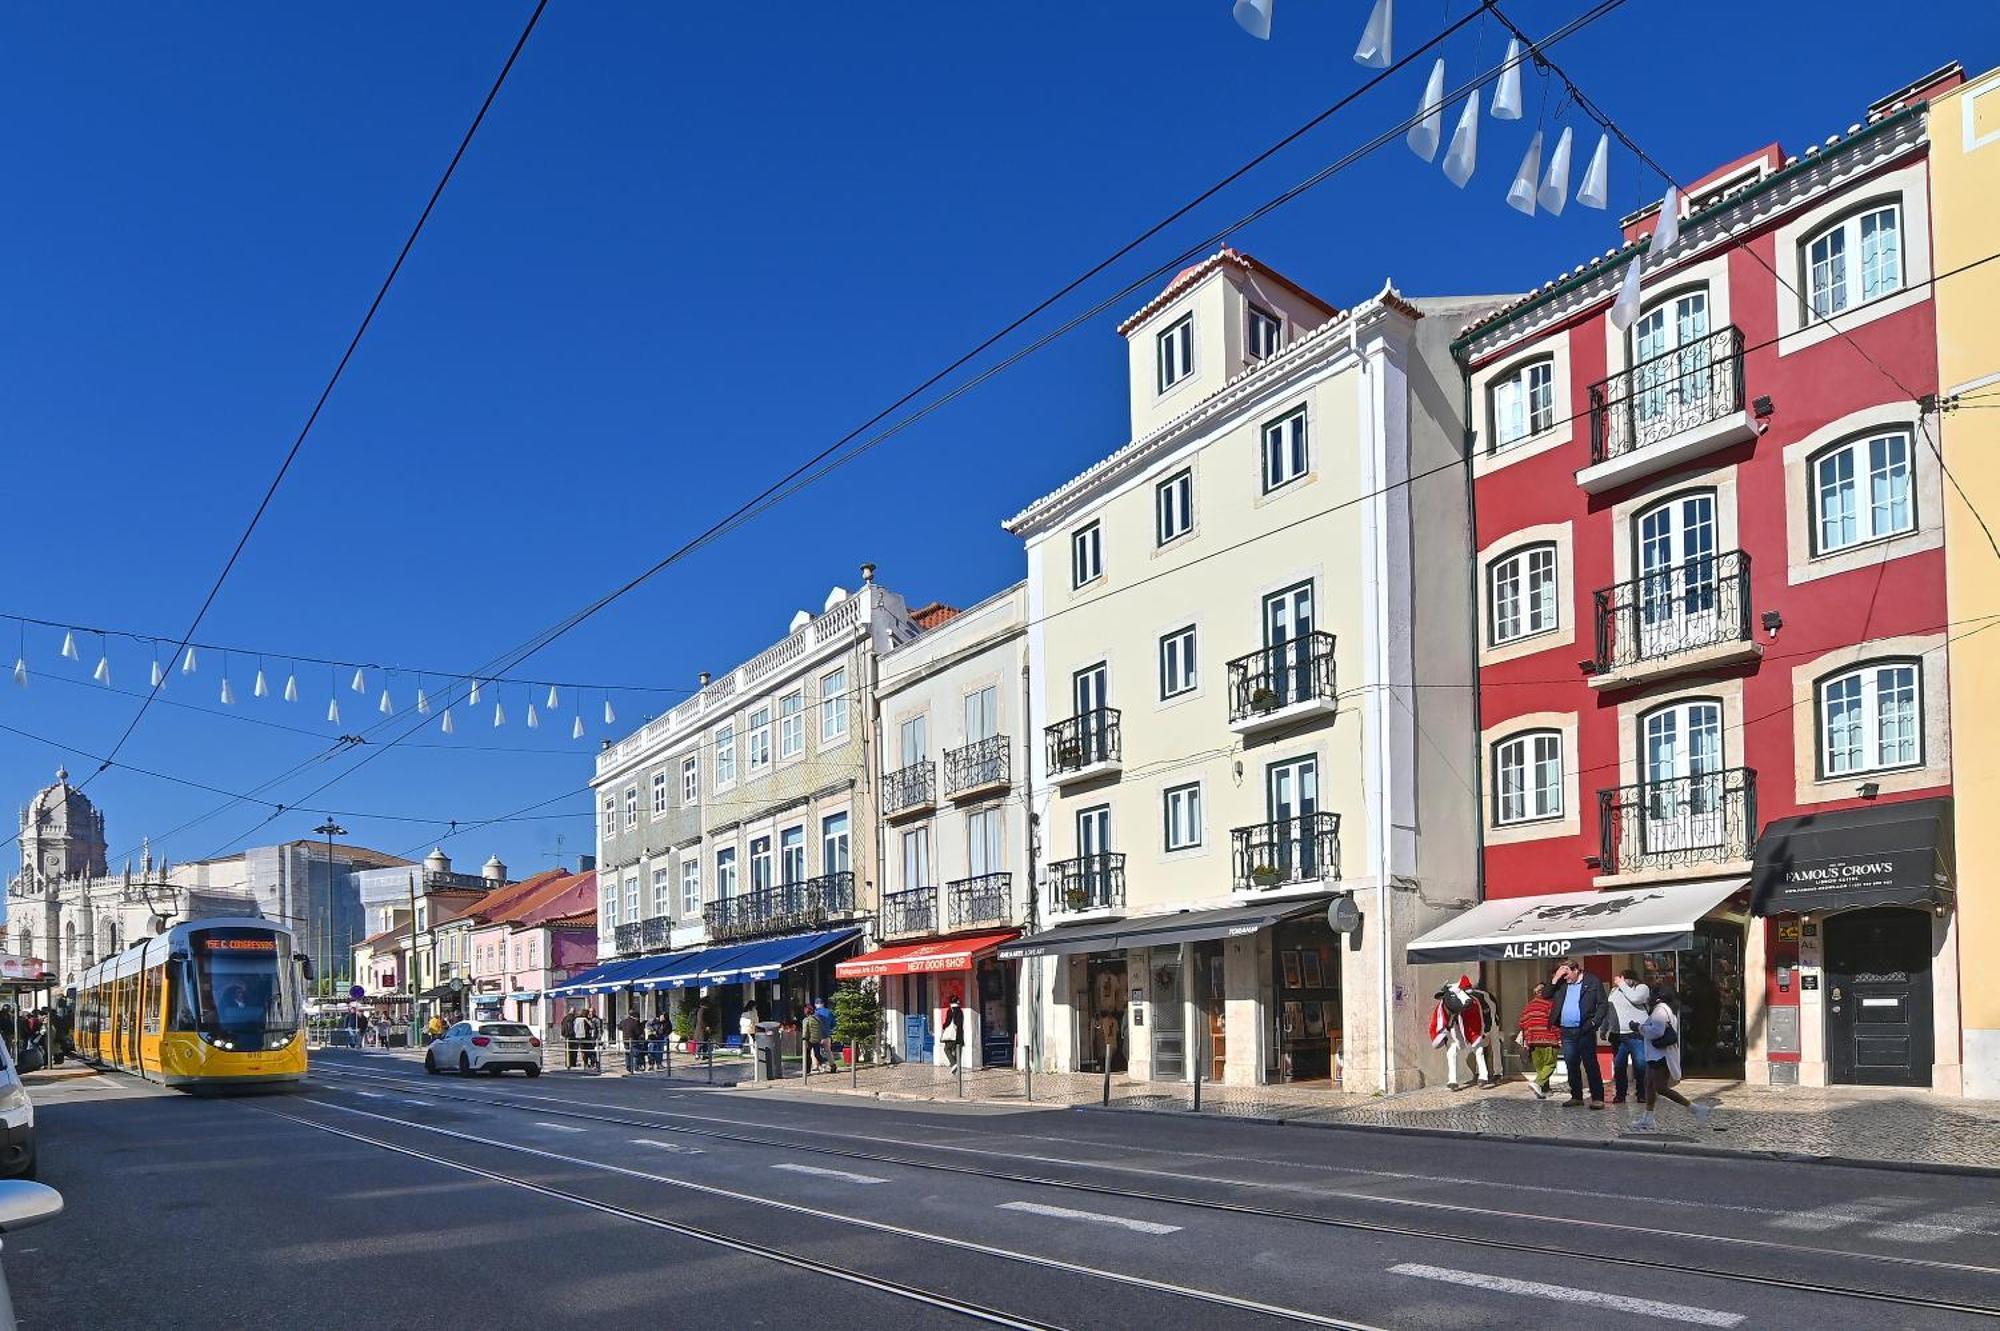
910, 602, 961, 630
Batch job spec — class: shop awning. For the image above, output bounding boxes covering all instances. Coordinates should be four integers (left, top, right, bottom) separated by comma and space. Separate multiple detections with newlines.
700, 928, 860, 986
834, 931, 1019, 979
1752, 798, 1954, 917
506, 991, 541, 1001
547, 954, 665, 997
997, 900, 1326, 961
1403, 879, 1745, 964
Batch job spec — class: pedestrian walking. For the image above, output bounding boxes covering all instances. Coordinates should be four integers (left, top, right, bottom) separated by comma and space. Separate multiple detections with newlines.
1607, 969, 1651, 1104
696, 997, 716, 1057
813, 996, 838, 1071
738, 1001, 759, 1057
1514, 983, 1561, 1099
645, 1013, 668, 1070
563, 1008, 589, 1068
1544, 956, 1606, 1109
800, 1005, 824, 1073
1628, 986, 1713, 1133
619, 1010, 644, 1073
939, 995, 964, 1070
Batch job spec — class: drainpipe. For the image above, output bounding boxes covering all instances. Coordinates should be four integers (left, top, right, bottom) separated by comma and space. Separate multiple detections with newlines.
1020, 653, 1040, 1084
1354, 310, 1397, 1096
1453, 340, 1490, 950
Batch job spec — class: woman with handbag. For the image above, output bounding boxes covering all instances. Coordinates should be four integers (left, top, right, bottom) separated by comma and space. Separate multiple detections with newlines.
1628, 986, 1713, 1132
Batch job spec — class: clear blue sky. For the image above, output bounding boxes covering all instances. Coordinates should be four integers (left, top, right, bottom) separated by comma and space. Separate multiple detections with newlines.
1, 2, 1993, 889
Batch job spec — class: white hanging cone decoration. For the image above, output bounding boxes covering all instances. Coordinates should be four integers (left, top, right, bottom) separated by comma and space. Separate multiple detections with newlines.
378, 687, 393, 715
545, 684, 560, 710
12, 658, 26, 688
441, 706, 455, 736
416, 688, 431, 716
1231, 0, 1272, 41
1651, 184, 1681, 252
1353, 0, 1391, 67
493, 701, 506, 728
60, 630, 78, 661
1441, 88, 1481, 187
220, 676, 236, 706
1408, 58, 1447, 161
1491, 38, 1524, 119
1538, 126, 1574, 215
151, 657, 166, 689
526, 703, 540, 730
603, 698, 616, 726
183, 645, 199, 675
93, 654, 111, 686
1506, 131, 1543, 216
1577, 131, 1611, 209
350, 667, 367, 695
283, 671, 299, 703
469, 679, 483, 706
1609, 258, 1644, 331
254, 666, 270, 699
571, 713, 585, 741
327, 697, 342, 725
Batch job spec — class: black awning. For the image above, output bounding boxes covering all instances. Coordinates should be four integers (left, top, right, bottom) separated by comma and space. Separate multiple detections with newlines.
997, 899, 1325, 961
1751, 797, 1954, 917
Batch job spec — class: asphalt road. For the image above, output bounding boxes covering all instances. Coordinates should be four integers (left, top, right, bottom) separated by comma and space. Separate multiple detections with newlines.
9, 1050, 2000, 1330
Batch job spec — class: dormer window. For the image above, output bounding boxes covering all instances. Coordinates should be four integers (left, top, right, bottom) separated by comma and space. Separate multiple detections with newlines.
1157, 315, 1193, 394
1247, 306, 1282, 359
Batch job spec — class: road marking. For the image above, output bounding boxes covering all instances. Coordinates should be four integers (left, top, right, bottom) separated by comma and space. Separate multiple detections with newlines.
631, 1138, 704, 1154
401, 1098, 431, 1107
534, 1121, 585, 1134
353, 1090, 386, 1099
997, 1201, 1180, 1235
1773, 1198, 1916, 1233
771, 1162, 887, 1185
1387, 1264, 1744, 1327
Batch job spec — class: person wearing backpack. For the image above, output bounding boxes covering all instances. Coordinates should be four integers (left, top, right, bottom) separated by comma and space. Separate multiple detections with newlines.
1628, 985, 1713, 1132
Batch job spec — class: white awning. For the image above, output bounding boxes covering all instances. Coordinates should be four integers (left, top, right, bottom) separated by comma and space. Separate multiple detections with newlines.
1404, 879, 1746, 965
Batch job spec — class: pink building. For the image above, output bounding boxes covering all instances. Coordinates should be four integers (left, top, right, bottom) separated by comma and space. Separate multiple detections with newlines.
467, 868, 598, 1034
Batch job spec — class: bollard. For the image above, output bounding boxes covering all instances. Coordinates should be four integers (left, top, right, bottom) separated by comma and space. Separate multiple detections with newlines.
706, 1038, 715, 1084
956, 1050, 965, 1099
1101, 1063, 1112, 1108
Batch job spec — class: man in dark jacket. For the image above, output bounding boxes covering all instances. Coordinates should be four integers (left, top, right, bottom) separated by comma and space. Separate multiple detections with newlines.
1545, 956, 1606, 1108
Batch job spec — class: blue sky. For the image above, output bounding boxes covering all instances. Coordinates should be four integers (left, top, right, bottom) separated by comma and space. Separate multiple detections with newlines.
1, 2, 1993, 889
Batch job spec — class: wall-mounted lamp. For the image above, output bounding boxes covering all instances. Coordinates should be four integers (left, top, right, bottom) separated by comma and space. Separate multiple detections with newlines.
1761, 610, 1784, 640
1857, 781, 1881, 800
1753, 394, 1775, 419
1577, 659, 1599, 676
1583, 854, 1602, 870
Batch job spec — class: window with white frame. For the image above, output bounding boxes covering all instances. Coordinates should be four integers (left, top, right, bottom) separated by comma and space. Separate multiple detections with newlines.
1489, 356, 1555, 450
1248, 305, 1282, 359
715, 846, 737, 899
1261, 406, 1309, 492
652, 864, 672, 917
749, 835, 773, 892
1813, 429, 1915, 554
748, 705, 773, 773
601, 794, 616, 836
820, 666, 849, 741
623, 873, 640, 924
1071, 521, 1103, 588
623, 786, 638, 830
779, 689, 804, 759
1487, 543, 1560, 645
1819, 660, 1921, 777
715, 723, 736, 788
779, 825, 806, 884
901, 825, 932, 890
1163, 782, 1203, 850
1156, 468, 1193, 546
681, 754, 699, 804
680, 856, 702, 915
822, 812, 851, 874
1157, 314, 1193, 393
651, 771, 668, 816
1804, 202, 1903, 319
1159, 625, 1198, 699
1493, 730, 1564, 825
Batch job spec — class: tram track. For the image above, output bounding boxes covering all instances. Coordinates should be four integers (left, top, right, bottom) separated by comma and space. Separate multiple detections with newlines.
303, 1061, 2000, 1320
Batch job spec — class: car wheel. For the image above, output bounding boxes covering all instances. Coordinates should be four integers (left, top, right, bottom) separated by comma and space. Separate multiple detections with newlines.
424, 1051, 439, 1075
459, 1053, 472, 1076
525, 1065, 541, 1078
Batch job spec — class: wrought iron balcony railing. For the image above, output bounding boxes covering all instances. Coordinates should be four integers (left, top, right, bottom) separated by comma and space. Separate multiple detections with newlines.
947, 872, 1013, 930
1046, 708, 1121, 776
642, 915, 673, 950
1588, 325, 1745, 466
1048, 854, 1125, 914
882, 760, 936, 817
1227, 631, 1337, 724
1597, 767, 1757, 876
615, 916, 676, 954
944, 734, 1011, 798
1231, 812, 1342, 892
703, 870, 859, 942
1592, 550, 1752, 676
614, 922, 643, 954
880, 887, 937, 938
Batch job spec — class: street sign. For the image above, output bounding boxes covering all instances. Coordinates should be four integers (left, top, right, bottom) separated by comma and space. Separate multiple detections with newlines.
1327, 895, 1361, 934
448, 977, 466, 993
349, 984, 366, 1001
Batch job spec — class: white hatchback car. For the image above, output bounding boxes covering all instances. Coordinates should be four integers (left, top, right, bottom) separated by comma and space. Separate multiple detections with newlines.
0, 1042, 34, 1179
423, 1021, 544, 1077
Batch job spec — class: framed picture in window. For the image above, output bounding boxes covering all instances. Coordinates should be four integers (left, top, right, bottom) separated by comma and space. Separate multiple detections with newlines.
1322, 1002, 1340, 1039
1282, 1001, 1304, 1036
1300, 951, 1323, 990
1303, 1002, 1326, 1038
1281, 951, 1302, 989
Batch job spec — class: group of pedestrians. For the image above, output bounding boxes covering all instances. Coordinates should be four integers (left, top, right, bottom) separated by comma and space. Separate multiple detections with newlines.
616, 1010, 674, 1072
1515, 955, 1711, 1131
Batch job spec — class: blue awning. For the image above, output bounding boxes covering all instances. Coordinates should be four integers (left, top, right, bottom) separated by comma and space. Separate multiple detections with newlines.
632, 942, 761, 992
547, 955, 660, 997
700, 928, 860, 986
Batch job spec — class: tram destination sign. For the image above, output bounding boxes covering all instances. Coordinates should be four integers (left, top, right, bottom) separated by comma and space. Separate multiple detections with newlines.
202, 937, 277, 952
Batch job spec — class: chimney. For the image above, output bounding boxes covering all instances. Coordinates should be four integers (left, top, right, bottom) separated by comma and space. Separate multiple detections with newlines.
860, 561, 876, 585
577, 853, 597, 872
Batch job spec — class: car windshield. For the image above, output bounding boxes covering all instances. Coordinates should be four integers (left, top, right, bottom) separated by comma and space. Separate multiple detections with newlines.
478, 1023, 532, 1037
184, 928, 301, 1040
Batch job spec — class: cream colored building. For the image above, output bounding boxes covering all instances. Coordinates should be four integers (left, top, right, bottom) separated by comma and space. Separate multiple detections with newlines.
1003, 250, 1492, 1093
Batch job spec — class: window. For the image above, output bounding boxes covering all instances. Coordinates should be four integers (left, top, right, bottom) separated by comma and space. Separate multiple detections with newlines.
822, 812, 851, 874
967, 808, 1002, 876
820, 667, 849, 741
1813, 430, 1915, 554
1261, 406, 1309, 491
1156, 469, 1193, 545
749, 836, 773, 893
1159, 625, 1198, 699
963, 685, 997, 742
747, 705, 773, 773
1487, 543, 1559, 645
901, 825, 932, 889
1805, 203, 1902, 318
779, 689, 804, 759
623, 873, 639, 925
1248, 305, 1282, 359
714, 847, 737, 899
1163, 782, 1203, 850
715, 723, 736, 788
622, 786, 638, 831
651, 864, 672, 917
651, 771, 668, 816
899, 714, 927, 767
601, 794, 616, 836
680, 856, 702, 915
779, 825, 806, 884
1493, 731, 1564, 825
1071, 521, 1103, 588
1490, 357, 1555, 450
1819, 661, 1921, 776
681, 754, 699, 804
1157, 314, 1193, 392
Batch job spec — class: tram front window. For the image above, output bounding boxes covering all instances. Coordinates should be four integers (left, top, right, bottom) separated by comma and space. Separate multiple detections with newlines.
182, 929, 301, 1047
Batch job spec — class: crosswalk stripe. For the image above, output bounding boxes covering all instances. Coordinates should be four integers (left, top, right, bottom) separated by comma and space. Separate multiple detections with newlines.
997, 1201, 1180, 1235
1388, 1264, 1743, 1327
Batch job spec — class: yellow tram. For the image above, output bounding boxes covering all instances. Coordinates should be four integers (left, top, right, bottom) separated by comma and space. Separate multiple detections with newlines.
74, 917, 309, 1089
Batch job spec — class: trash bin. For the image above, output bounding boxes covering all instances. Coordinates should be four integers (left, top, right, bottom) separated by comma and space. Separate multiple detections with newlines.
753, 1024, 784, 1082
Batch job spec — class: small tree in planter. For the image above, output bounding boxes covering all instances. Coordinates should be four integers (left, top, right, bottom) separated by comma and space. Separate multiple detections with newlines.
1250, 686, 1280, 713
831, 980, 881, 1064
672, 1001, 697, 1050
1249, 863, 1283, 887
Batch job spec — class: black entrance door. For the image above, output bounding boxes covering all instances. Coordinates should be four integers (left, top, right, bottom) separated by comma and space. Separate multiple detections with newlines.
1825, 907, 1933, 1088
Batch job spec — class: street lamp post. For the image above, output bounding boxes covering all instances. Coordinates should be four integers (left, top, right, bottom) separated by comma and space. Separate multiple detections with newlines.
313, 820, 346, 1001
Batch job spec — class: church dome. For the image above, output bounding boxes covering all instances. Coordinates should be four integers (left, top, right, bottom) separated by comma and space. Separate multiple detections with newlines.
28, 768, 97, 828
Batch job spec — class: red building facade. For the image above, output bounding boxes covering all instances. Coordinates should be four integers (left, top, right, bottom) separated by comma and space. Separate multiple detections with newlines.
1446, 72, 1964, 1093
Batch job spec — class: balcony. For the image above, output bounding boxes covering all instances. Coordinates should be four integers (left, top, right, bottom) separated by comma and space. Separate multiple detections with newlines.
642, 915, 673, 951
1048, 854, 1125, 918
613, 915, 677, 955
703, 870, 859, 943
1227, 632, 1337, 735
882, 760, 936, 822
945, 735, 1011, 801
880, 887, 938, 939
613, 922, 643, 955
1046, 709, 1121, 788
1579, 326, 1755, 494
947, 872, 1014, 930
1231, 812, 1342, 894
1597, 768, 1757, 881
1590, 550, 1759, 689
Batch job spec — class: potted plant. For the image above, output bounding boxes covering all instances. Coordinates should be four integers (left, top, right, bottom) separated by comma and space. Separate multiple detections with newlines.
672, 1004, 697, 1053
1249, 863, 1283, 887
831, 980, 881, 1065
1057, 738, 1085, 768
1065, 884, 1092, 911
1250, 687, 1280, 713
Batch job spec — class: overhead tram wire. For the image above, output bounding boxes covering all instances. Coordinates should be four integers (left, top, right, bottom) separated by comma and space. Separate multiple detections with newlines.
79, 0, 552, 794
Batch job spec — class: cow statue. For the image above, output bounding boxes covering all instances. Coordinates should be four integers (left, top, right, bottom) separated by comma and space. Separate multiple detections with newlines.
1429, 975, 1500, 1091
